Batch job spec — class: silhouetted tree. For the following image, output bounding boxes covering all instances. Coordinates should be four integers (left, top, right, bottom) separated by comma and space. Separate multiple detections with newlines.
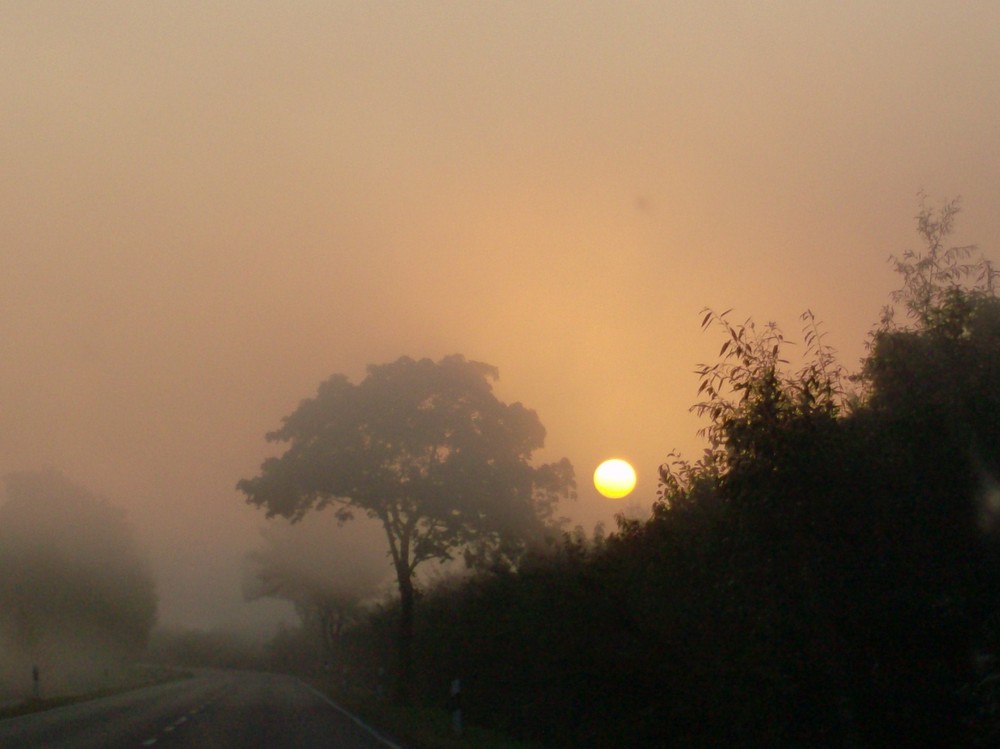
650, 197, 1000, 747
852, 198, 1000, 745
238, 354, 575, 701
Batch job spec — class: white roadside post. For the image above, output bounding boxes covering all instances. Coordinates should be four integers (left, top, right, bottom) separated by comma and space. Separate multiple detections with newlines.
449, 678, 462, 736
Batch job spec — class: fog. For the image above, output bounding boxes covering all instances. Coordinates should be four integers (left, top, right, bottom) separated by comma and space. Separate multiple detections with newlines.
242, 512, 393, 610
2, 2, 999, 632
0, 470, 156, 696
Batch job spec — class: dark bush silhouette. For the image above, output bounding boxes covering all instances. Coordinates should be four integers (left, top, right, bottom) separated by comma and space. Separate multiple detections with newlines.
317, 200, 1000, 747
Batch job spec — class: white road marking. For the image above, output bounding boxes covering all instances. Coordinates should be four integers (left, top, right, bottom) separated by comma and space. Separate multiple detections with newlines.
300, 681, 403, 749
141, 740, 156, 746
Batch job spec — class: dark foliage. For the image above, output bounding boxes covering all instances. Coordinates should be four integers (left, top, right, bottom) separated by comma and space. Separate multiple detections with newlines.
298, 200, 1000, 747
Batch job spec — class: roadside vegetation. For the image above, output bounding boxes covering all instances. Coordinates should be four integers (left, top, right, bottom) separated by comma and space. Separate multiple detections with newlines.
6, 199, 989, 747
0, 664, 189, 721
249, 198, 1000, 748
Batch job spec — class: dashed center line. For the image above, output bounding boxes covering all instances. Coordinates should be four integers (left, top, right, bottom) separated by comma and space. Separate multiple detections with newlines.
140, 709, 199, 747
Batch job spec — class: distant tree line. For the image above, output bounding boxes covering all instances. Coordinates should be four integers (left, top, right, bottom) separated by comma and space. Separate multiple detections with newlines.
256, 199, 999, 748
0, 470, 157, 695
144, 626, 270, 672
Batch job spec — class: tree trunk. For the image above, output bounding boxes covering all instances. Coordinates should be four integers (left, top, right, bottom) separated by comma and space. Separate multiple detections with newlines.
394, 565, 415, 704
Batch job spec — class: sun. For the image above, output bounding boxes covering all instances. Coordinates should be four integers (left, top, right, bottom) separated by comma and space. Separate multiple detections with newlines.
593, 458, 637, 499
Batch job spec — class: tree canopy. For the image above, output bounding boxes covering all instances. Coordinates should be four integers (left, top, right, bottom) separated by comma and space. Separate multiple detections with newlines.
649, 197, 1000, 747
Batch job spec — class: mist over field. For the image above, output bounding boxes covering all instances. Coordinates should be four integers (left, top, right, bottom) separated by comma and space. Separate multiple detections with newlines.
2, 9, 1000, 740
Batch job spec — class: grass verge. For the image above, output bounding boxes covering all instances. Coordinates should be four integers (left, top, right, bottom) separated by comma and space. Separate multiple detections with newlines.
0, 664, 192, 720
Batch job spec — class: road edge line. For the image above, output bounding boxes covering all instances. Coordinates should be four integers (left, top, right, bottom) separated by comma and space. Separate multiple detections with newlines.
298, 680, 405, 749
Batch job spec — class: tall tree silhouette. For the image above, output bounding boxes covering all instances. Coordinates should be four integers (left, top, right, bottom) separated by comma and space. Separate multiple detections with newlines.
238, 354, 575, 700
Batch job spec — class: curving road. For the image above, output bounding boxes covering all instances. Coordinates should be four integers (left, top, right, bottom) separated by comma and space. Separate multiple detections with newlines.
0, 670, 400, 749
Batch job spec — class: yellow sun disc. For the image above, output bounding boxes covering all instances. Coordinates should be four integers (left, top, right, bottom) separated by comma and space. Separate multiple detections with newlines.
593, 459, 637, 499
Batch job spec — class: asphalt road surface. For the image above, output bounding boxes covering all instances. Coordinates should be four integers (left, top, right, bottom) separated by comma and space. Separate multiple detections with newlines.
0, 670, 401, 749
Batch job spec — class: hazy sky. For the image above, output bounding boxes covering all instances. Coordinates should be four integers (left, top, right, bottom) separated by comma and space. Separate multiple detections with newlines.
3, 1, 999, 631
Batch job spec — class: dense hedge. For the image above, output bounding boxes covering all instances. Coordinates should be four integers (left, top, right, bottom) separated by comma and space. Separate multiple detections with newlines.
311, 203, 1000, 747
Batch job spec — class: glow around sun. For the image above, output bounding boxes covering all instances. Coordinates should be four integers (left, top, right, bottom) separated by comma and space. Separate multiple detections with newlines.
593, 458, 637, 499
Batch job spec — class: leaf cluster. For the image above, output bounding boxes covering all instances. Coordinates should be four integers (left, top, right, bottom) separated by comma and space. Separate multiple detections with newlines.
877, 195, 998, 336
677, 307, 848, 492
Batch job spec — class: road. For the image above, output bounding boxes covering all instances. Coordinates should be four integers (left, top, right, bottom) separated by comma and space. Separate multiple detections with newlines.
0, 670, 401, 749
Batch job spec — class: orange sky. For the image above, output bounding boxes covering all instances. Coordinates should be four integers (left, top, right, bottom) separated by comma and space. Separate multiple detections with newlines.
2, 1, 999, 631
